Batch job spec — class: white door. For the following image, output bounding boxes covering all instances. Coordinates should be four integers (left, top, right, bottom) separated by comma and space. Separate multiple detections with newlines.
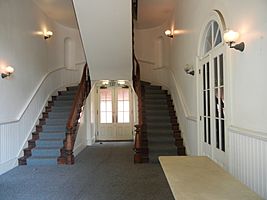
199, 19, 226, 167
97, 87, 133, 141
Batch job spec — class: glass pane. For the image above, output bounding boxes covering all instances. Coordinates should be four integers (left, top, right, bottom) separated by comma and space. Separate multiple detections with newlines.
106, 91, 112, 100
106, 101, 112, 112
203, 91, 206, 116
124, 112, 130, 123
221, 119, 225, 152
216, 119, 220, 149
219, 54, 224, 86
124, 101, 129, 112
213, 21, 218, 43
220, 87, 225, 119
100, 89, 107, 100
207, 62, 210, 89
118, 112, 124, 123
118, 101, 124, 112
208, 118, 211, 145
215, 88, 219, 118
203, 64, 206, 89
215, 30, 222, 46
214, 57, 218, 87
204, 117, 207, 143
204, 24, 212, 53
100, 112, 106, 123
118, 90, 124, 100
124, 90, 129, 100
106, 112, 112, 123
100, 101, 106, 112
207, 90, 210, 116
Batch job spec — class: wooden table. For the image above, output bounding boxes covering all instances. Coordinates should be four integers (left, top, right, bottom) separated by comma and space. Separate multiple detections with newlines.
159, 156, 262, 200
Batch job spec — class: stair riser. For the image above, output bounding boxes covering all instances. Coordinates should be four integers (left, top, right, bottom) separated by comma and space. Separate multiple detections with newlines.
27, 158, 57, 166
36, 140, 63, 147
39, 133, 65, 140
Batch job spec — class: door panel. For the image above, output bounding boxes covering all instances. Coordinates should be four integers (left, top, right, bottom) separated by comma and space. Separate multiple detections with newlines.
97, 87, 133, 140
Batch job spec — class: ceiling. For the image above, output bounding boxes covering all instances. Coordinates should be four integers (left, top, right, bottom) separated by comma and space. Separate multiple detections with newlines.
32, 0, 78, 28
32, 0, 175, 30
135, 0, 175, 29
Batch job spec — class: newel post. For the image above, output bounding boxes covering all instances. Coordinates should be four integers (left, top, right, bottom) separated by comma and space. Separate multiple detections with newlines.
65, 128, 74, 164
134, 125, 143, 163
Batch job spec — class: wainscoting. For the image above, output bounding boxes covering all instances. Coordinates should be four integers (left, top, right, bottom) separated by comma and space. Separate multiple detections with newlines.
229, 127, 267, 199
0, 65, 84, 175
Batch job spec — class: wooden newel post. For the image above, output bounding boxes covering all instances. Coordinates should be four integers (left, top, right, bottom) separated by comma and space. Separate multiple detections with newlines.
134, 125, 143, 163
65, 128, 74, 164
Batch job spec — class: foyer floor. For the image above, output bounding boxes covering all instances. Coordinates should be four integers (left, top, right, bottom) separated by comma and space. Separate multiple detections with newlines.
0, 142, 174, 200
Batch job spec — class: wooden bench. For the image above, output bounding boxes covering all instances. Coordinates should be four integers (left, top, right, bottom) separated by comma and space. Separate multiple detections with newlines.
159, 156, 262, 200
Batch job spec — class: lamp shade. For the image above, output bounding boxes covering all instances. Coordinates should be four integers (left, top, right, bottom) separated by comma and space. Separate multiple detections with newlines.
223, 30, 239, 43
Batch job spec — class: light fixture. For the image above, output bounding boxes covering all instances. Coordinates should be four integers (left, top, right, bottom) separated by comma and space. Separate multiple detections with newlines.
223, 30, 245, 52
184, 64, 194, 76
43, 31, 53, 40
165, 30, 173, 38
1, 66, 14, 79
164, 29, 182, 38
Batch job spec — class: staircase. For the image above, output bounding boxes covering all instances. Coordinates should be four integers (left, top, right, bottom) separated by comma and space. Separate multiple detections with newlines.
142, 81, 186, 163
18, 86, 78, 166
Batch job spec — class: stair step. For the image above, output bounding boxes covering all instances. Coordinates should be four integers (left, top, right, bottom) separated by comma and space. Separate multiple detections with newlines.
39, 132, 65, 139
148, 135, 175, 143
145, 116, 170, 122
146, 129, 173, 135
27, 156, 58, 166
59, 90, 77, 96
144, 99, 167, 104
45, 118, 67, 125
56, 95, 75, 100
146, 123, 172, 129
143, 104, 168, 110
36, 139, 63, 147
53, 100, 73, 106
144, 94, 167, 99
31, 147, 61, 157
51, 106, 72, 112
42, 124, 66, 132
144, 110, 169, 115
67, 86, 79, 91
144, 85, 161, 90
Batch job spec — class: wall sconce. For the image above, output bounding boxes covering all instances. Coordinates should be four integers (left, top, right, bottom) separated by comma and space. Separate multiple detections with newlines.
164, 30, 181, 38
1, 66, 14, 79
223, 30, 245, 52
43, 31, 53, 40
184, 64, 194, 76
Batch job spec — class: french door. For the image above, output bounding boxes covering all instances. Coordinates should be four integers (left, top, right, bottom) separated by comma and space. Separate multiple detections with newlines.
199, 48, 226, 167
97, 87, 133, 140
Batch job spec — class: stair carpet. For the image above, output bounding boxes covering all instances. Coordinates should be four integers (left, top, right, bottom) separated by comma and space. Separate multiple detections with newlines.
142, 81, 185, 163
19, 86, 78, 166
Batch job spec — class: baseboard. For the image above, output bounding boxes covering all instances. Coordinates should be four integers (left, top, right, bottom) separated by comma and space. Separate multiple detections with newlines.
73, 143, 87, 157
0, 158, 18, 176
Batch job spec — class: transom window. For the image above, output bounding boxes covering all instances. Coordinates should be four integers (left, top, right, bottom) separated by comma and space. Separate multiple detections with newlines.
203, 20, 222, 55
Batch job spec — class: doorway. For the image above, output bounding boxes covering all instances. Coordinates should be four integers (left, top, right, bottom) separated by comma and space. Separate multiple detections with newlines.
198, 12, 227, 167
97, 82, 133, 141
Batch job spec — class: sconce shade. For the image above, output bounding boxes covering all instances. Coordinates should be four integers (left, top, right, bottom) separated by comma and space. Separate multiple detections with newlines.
165, 30, 173, 38
44, 31, 53, 40
223, 30, 239, 43
1, 66, 14, 79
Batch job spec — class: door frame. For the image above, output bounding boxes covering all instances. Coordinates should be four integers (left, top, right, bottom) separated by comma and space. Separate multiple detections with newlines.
196, 10, 231, 169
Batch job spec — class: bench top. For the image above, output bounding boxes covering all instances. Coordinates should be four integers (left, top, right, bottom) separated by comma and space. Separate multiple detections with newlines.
159, 156, 262, 200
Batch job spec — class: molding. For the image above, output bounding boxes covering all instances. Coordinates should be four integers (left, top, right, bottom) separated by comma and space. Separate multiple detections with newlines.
0, 62, 85, 125
0, 158, 17, 176
229, 125, 267, 142
138, 59, 155, 65
73, 143, 87, 157
169, 69, 197, 122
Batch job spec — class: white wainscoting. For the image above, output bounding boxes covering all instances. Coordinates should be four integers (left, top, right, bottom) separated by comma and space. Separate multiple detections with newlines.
229, 126, 267, 199
0, 65, 84, 175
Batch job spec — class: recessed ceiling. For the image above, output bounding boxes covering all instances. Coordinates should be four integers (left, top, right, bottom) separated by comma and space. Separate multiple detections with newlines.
135, 0, 175, 29
32, 0, 78, 29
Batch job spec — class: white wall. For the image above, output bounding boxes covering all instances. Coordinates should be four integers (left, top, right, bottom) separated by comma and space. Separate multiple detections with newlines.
73, 0, 132, 81
136, 0, 267, 198
0, 0, 86, 174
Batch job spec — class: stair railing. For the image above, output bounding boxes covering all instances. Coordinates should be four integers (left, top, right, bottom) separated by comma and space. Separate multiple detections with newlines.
133, 54, 146, 163
58, 63, 91, 164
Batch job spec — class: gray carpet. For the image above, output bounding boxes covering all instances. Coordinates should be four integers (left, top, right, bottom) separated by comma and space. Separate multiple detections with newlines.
0, 142, 174, 200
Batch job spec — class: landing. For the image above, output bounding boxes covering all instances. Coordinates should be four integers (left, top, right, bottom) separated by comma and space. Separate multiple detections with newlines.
0, 142, 174, 200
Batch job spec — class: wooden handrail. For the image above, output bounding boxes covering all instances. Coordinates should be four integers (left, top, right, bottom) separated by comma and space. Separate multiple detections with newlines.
58, 63, 91, 164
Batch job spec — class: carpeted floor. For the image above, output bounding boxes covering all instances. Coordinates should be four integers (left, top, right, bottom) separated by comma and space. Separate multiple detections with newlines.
0, 142, 174, 200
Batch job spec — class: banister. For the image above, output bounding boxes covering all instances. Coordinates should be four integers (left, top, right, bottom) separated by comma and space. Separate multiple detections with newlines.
58, 63, 91, 164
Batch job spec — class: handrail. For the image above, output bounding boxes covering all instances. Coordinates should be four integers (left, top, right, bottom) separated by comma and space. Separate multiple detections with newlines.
58, 63, 91, 164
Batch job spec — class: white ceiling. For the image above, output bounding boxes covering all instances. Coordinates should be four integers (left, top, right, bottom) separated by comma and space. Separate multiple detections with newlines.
32, 0, 78, 28
32, 0, 175, 30
135, 0, 175, 29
